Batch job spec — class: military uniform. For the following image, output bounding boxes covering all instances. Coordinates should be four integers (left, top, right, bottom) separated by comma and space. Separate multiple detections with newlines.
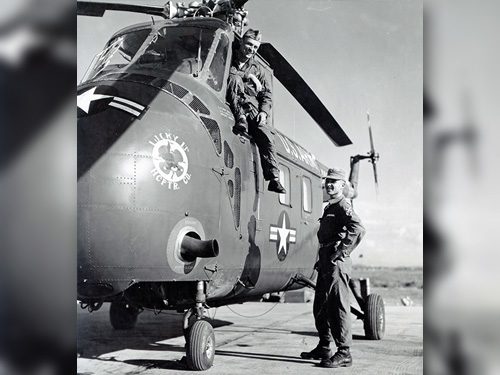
301, 167, 365, 367
226, 32, 281, 184
226, 57, 272, 125
315, 195, 365, 350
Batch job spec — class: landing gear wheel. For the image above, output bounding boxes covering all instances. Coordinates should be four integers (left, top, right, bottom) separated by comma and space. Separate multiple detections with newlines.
186, 320, 215, 371
109, 301, 140, 330
363, 294, 385, 340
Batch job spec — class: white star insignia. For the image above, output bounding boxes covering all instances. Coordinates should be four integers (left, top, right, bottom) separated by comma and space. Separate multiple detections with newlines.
276, 218, 292, 255
270, 214, 297, 257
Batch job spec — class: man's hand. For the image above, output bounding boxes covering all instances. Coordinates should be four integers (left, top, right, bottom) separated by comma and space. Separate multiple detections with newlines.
256, 111, 267, 125
330, 249, 343, 263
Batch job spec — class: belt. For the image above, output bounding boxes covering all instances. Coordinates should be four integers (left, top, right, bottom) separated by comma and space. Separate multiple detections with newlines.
319, 241, 338, 249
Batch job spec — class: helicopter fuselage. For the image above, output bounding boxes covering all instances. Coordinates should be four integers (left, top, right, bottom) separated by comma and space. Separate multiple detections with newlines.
77, 17, 329, 310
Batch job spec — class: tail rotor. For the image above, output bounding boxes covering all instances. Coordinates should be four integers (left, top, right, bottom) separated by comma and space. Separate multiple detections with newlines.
347, 110, 380, 202
367, 110, 380, 198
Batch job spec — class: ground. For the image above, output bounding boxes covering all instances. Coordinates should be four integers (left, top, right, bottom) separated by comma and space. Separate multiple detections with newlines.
78, 267, 423, 374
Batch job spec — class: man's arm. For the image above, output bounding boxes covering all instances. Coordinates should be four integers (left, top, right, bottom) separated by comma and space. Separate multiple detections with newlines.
226, 70, 247, 122
333, 203, 365, 260
255, 65, 272, 117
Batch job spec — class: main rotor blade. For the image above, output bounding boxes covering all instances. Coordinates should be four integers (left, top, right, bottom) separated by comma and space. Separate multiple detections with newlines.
232, 0, 250, 7
77, 1, 167, 18
258, 43, 352, 147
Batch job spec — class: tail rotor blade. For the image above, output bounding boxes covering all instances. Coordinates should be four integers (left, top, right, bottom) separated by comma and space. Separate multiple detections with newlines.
367, 109, 379, 198
372, 161, 379, 199
367, 110, 375, 154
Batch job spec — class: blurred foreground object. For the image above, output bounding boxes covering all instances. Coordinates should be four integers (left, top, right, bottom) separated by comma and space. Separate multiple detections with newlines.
0, 0, 75, 374
425, 1, 500, 374
0, 0, 74, 170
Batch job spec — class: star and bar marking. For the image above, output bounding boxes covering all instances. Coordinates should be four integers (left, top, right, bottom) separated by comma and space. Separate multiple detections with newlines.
270, 211, 296, 261
77, 86, 145, 117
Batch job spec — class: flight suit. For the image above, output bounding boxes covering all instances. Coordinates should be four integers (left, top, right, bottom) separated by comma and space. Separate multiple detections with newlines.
314, 196, 365, 349
226, 57, 280, 181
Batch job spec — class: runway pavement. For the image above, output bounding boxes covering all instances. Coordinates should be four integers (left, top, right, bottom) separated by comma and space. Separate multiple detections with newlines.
77, 301, 422, 374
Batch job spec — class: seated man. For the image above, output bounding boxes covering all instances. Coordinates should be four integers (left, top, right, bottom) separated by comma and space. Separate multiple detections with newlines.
226, 29, 285, 194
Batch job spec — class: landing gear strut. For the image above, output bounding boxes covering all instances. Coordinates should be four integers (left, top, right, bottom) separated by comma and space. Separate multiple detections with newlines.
183, 281, 215, 371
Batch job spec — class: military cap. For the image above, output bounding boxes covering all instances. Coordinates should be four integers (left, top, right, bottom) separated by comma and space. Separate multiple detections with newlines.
243, 28, 262, 42
323, 167, 347, 181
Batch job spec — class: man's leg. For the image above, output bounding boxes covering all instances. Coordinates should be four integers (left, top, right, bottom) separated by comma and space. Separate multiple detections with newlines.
248, 120, 285, 193
300, 267, 333, 360
319, 257, 353, 368
226, 74, 248, 132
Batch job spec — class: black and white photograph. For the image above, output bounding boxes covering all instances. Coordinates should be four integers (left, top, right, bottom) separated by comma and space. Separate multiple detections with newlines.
3, 0, 500, 374
76, 1, 422, 374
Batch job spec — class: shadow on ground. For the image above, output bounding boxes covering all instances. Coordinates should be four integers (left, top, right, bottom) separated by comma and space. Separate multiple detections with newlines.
215, 349, 313, 365
77, 305, 233, 359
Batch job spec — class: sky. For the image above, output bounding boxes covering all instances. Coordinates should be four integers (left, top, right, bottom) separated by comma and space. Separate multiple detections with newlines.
77, 0, 423, 267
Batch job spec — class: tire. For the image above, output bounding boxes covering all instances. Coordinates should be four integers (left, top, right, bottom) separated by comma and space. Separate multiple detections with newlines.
363, 294, 385, 340
109, 301, 139, 330
186, 320, 215, 371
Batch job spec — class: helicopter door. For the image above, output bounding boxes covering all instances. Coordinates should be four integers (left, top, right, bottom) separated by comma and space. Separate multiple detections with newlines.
249, 140, 263, 230
299, 174, 317, 255
221, 134, 260, 232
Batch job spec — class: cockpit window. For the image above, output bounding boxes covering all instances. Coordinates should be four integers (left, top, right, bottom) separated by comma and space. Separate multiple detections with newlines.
207, 33, 229, 91
136, 26, 215, 76
82, 27, 151, 83
81, 25, 227, 89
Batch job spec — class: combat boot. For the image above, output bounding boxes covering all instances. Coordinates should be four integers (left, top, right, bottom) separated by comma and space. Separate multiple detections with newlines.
268, 179, 286, 194
318, 347, 352, 368
233, 116, 248, 133
300, 346, 332, 360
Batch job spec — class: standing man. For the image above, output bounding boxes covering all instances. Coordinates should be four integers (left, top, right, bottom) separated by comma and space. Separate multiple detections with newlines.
226, 29, 285, 194
300, 168, 365, 368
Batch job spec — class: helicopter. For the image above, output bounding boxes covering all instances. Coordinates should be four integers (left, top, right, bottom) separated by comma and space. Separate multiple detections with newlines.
77, 0, 383, 371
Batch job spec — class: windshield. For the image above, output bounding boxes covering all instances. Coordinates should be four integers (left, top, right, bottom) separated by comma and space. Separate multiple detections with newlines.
136, 26, 215, 76
82, 27, 152, 82
82, 25, 227, 90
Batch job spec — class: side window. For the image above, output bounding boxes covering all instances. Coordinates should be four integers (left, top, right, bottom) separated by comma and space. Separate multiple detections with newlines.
279, 165, 291, 206
302, 176, 312, 213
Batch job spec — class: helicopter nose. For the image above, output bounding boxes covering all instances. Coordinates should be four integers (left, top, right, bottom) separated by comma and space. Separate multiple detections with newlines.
77, 79, 224, 297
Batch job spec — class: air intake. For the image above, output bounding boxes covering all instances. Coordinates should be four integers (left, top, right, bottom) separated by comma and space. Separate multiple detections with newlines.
201, 117, 222, 154
151, 79, 189, 98
189, 96, 210, 115
224, 141, 234, 169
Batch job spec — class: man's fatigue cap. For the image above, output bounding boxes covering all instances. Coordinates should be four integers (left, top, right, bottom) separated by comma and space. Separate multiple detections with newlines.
323, 167, 347, 181
243, 28, 262, 42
